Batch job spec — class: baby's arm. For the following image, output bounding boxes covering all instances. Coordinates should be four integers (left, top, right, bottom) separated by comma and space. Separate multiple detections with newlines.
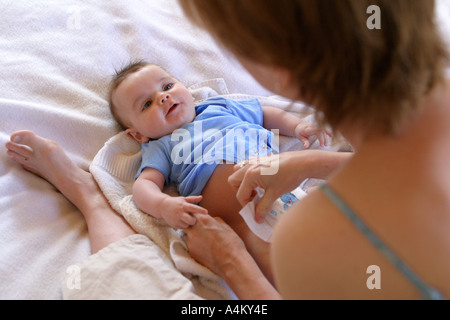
262, 106, 332, 148
133, 168, 208, 229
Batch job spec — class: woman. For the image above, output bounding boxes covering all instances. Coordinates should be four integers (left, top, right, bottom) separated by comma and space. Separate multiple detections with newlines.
179, 0, 449, 299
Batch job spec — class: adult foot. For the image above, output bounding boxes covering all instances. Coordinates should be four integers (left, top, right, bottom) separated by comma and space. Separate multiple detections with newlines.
5, 130, 97, 211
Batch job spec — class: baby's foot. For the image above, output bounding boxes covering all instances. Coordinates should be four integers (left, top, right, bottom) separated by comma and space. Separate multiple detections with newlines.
5, 131, 96, 207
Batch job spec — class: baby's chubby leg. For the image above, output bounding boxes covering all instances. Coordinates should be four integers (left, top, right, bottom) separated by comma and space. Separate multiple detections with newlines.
5, 130, 135, 252
199, 164, 274, 284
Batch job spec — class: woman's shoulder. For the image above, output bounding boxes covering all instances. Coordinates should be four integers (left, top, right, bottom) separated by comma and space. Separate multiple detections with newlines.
270, 186, 435, 299
271, 188, 361, 298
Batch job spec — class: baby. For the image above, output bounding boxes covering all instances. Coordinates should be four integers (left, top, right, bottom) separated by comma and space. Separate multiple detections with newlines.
109, 61, 331, 230
109, 62, 332, 281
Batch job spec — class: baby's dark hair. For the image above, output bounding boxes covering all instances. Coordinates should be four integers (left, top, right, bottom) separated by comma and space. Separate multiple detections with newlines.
108, 60, 152, 130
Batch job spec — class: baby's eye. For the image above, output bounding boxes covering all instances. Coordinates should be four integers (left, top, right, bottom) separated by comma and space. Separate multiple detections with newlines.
143, 100, 152, 111
163, 83, 174, 91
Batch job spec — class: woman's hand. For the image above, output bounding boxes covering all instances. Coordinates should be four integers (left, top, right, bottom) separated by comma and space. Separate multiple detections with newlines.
228, 150, 352, 223
184, 213, 281, 300
184, 214, 247, 278
228, 152, 309, 223
160, 196, 208, 229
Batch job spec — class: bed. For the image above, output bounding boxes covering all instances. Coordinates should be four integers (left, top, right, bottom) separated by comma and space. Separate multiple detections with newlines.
1, 0, 449, 300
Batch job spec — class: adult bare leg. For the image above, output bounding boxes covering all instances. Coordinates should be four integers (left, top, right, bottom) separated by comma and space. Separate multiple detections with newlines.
5, 130, 135, 253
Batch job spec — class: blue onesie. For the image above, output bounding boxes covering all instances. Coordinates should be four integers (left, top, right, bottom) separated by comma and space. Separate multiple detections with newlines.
136, 96, 277, 196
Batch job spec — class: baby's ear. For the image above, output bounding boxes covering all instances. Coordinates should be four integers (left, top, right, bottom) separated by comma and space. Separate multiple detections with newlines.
125, 128, 150, 144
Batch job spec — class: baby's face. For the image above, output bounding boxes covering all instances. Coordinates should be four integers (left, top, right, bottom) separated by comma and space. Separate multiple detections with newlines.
112, 65, 196, 142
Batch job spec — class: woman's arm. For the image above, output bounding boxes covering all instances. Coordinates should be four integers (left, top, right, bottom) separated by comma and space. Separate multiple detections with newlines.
184, 213, 281, 300
228, 150, 352, 222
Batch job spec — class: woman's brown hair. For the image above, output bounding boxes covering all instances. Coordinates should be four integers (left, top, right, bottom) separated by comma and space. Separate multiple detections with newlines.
180, 0, 448, 134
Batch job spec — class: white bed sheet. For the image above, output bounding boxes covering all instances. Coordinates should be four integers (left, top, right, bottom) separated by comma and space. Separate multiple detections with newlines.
0, 0, 449, 300
0, 0, 270, 300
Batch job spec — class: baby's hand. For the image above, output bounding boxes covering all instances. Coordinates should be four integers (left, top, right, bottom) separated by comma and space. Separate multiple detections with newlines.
294, 122, 333, 149
161, 195, 208, 229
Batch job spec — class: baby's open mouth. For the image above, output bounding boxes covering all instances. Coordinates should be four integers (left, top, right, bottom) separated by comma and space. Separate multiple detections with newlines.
167, 103, 179, 116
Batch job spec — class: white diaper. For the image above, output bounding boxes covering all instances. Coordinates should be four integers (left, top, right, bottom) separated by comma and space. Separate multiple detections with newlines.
238, 185, 307, 242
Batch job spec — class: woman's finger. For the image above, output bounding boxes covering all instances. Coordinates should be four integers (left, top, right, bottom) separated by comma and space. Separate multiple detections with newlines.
181, 213, 197, 227
228, 166, 247, 192
185, 203, 208, 215
254, 189, 278, 223
234, 168, 262, 207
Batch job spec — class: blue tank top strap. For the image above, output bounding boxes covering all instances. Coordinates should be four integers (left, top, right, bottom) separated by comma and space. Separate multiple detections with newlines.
320, 184, 445, 300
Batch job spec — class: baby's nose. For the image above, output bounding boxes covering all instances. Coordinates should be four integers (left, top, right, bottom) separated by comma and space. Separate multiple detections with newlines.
161, 94, 169, 104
